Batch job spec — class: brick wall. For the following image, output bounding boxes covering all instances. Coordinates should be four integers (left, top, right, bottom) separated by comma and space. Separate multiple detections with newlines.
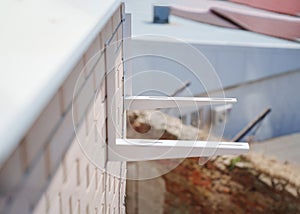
0, 4, 126, 214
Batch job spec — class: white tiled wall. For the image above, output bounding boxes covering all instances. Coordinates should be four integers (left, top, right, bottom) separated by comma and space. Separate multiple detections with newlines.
0, 4, 126, 214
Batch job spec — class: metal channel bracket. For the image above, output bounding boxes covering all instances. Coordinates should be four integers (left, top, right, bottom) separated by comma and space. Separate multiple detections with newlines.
109, 95, 249, 161
106, 11, 249, 161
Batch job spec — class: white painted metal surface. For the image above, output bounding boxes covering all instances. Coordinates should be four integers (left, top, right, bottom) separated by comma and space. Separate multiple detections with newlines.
125, 96, 236, 110
111, 139, 249, 161
0, 0, 121, 166
111, 94, 249, 161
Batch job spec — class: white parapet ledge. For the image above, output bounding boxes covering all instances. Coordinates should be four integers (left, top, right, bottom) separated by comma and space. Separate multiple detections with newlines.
0, 0, 121, 166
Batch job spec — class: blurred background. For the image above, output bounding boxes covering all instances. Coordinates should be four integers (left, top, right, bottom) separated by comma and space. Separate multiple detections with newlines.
124, 0, 300, 213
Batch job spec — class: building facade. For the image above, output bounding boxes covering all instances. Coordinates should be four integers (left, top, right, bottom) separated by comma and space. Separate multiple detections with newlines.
0, 1, 126, 213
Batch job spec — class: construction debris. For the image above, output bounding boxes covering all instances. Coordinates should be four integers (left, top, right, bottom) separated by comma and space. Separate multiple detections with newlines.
126, 110, 300, 214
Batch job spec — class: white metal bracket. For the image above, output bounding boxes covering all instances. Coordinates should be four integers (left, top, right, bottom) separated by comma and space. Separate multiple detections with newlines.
109, 95, 249, 161
124, 96, 237, 110
105, 11, 249, 162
